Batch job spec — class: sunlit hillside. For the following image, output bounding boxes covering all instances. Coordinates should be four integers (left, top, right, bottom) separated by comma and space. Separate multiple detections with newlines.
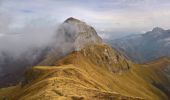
0, 44, 170, 100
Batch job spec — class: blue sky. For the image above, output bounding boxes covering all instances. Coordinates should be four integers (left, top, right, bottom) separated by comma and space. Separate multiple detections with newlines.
1, 0, 170, 39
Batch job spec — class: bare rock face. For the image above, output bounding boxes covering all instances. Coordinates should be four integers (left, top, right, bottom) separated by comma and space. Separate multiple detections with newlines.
40, 17, 102, 65
55, 17, 102, 51
79, 44, 131, 73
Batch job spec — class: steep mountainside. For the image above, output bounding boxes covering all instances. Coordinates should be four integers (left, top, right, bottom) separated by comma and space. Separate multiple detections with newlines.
39, 17, 102, 66
0, 17, 102, 87
108, 27, 170, 63
0, 18, 170, 100
1, 44, 170, 100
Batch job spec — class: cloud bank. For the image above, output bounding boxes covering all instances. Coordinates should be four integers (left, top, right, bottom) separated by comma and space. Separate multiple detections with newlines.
0, 0, 170, 49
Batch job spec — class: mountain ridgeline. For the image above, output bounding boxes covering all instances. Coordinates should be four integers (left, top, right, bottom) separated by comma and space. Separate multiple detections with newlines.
108, 27, 170, 63
0, 18, 170, 100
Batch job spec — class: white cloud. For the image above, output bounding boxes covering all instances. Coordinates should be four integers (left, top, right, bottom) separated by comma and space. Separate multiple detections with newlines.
0, 0, 170, 56
0, 33, 5, 37
0, 0, 170, 38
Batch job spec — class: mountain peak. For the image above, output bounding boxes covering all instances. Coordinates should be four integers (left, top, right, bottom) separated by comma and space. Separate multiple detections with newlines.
55, 18, 102, 51
40, 18, 103, 65
152, 27, 164, 32
64, 17, 82, 23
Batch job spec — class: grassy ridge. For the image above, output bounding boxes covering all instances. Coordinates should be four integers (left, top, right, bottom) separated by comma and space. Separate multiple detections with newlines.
0, 44, 170, 100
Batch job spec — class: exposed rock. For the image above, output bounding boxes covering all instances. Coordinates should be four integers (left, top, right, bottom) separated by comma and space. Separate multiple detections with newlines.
55, 17, 102, 51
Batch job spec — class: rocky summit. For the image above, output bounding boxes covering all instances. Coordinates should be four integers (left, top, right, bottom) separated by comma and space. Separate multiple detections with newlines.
55, 17, 102, 51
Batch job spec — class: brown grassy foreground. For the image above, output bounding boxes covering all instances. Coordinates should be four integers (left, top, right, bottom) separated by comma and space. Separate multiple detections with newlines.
0, 44, 170, 100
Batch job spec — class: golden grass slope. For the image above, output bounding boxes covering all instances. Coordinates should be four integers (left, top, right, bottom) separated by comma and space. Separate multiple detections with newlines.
0, 65, 143, 100
0, 44, 170, 100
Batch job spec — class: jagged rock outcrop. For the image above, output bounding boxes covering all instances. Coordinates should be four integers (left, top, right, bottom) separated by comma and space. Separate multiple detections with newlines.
63, 17, 102, 50
54, 17, 102, 51
56, 44, 131, 73
39, 17, 102, 65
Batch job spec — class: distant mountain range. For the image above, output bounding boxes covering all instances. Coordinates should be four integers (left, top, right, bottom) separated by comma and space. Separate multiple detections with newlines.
107, 27, 170, 63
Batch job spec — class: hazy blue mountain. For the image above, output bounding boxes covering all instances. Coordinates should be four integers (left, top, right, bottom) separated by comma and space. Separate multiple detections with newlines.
107, 27, 170, 63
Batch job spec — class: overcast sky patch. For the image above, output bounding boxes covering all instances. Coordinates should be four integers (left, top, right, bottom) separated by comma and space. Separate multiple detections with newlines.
0, 0, 170, 38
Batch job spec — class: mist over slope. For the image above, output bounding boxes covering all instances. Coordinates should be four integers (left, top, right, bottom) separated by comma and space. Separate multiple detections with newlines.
108, 27, 170, 63
0, 17, 102, 87
0, 23, 57, 87
0, 18, 170, 100
39, 17, 102, 66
